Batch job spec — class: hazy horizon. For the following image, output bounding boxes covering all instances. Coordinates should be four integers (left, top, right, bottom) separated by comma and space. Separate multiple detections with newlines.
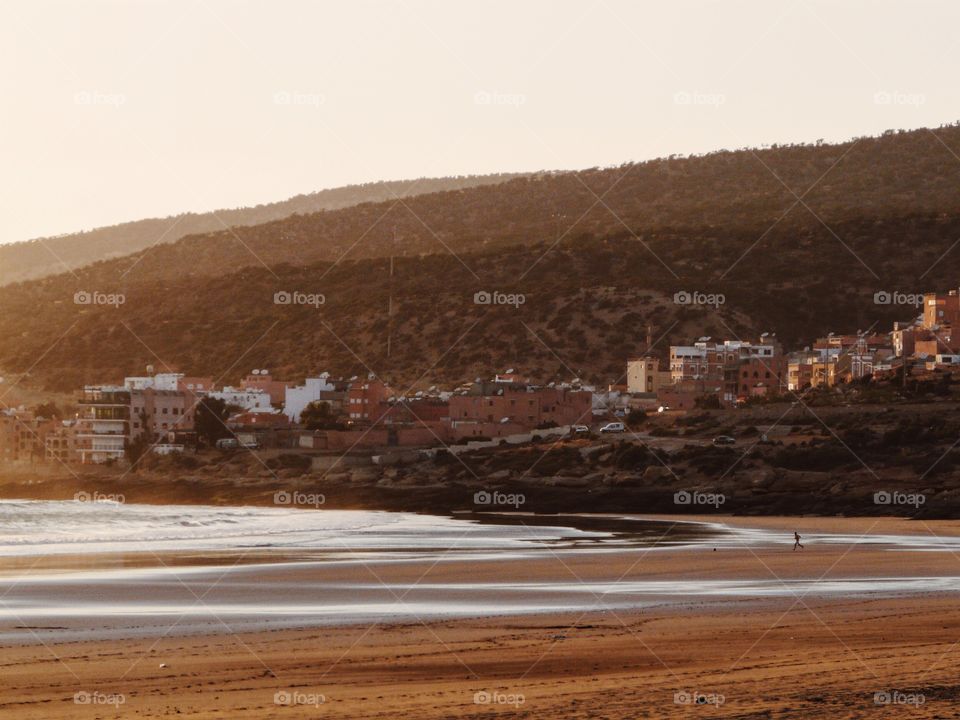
4, 0, 960, 245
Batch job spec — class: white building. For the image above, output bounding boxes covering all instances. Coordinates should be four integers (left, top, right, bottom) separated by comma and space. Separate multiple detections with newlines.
124, 373, 184, 391
207, 387, 273, 413
284, 373, 335, 421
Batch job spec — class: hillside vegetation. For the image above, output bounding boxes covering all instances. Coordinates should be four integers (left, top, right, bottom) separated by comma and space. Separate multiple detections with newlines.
0, 174, 522, 286
3, 124, 960, 391
29, 124, 960, 287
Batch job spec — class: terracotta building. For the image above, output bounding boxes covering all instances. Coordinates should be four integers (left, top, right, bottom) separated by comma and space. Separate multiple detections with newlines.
347, 377, 392, 423
923, 290, 960, 330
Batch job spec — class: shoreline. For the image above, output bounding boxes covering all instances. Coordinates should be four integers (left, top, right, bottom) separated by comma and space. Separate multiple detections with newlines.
3, 510, 960, 646
2, 507, 960, 717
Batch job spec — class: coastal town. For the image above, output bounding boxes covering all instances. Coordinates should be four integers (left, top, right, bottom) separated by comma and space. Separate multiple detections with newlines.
3, 288, 960, 468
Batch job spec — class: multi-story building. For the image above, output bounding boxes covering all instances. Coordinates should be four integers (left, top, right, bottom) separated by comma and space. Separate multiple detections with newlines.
914, 327, 959, 358
241, 370, 292, 406
347, 377, 391, 423
726, 356, 788, 400
44, 420, 77, 462
76, 382, 196, 463
787, 352, 818, 391
626, 357, 672, 394
76, 386, 131, 464
923, 289, 960, 330
669, 338, 783, 403
891, 321, 918, 358
0, 408, 45, 463
130, 388, 194, 442
446, 379, 592, 437
669, 344, 720, 383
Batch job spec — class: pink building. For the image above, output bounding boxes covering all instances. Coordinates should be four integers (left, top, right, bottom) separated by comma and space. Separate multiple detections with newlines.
241, 371, 291, 406
130, 388, 194, 442
446, 384, 591, 438
347, 378, 392, 423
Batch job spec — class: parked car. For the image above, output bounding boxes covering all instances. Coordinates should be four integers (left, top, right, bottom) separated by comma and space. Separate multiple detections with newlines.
599, 422, 625, 434
215, 438, 239, 450
571, 424, 591, 435
712, 435, 736, 446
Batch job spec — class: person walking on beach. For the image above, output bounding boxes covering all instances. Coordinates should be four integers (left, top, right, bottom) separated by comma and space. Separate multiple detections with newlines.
793, 531, 803, 551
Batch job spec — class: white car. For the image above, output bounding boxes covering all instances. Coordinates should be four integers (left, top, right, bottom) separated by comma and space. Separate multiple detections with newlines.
599, 422, 625, 434
571, 425, 590, 435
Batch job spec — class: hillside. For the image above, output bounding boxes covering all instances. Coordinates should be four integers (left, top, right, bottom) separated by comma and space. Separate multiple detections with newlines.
28, 123, 960, 290
0, 174, 522, 286
4, 209, 960, 393
3, 124, 960, 391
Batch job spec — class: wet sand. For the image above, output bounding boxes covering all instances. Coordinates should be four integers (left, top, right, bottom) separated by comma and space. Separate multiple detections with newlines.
1, 515, 960, 717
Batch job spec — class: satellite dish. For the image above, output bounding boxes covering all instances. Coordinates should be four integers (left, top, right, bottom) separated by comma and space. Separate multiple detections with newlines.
146, 364, 155, 374
263, 369, 269, 375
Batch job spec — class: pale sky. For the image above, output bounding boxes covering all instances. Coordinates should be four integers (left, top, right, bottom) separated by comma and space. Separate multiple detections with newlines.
2, 0, 959, 244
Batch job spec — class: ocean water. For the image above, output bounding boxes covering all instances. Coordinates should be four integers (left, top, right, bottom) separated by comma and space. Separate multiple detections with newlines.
0, 499, 609, 557
1, 500, 959, 643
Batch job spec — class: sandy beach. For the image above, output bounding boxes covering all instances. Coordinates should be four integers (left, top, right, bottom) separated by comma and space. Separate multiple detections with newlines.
0, 513, 959, 718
